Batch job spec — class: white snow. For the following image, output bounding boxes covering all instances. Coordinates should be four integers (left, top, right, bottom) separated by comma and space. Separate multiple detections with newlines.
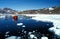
55, 29, 60, 36
22, 25, 26, 27
30, 34, 35, 38
5, 31, 10, 34
41, 36, 48, 39
49, 7, 54, 10
34, 36, 37, 39
49, 27, 60, 36
7, 10, 10, 12
5, 35, 9, 37
6, 36, 21, 39
28, 32, 32, 35
17, 23, 23, 26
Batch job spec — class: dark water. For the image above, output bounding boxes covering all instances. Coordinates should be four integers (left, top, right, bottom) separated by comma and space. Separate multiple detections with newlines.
0, 15, 54, 39
0, 16, 53, 32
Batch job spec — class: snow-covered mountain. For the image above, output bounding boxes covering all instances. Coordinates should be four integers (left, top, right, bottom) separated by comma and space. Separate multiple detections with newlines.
0, 8, 17, 14
0, 6, 60, 14
18, 6, 60, 14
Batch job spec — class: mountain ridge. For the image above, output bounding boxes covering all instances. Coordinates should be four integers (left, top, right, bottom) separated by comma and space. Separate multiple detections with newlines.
0, 6, 60, 14
18, 6, 60, 14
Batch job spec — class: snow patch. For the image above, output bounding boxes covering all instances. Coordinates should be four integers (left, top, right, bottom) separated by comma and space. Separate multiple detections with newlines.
49, 7, 54, 10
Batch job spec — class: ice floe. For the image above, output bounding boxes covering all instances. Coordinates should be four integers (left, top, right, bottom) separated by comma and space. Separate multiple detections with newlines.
30, 34, 35, 38
33, 36, 37, 39
41, 36, 48, 39
22, 25, 26, 28
17, 23, 23, 26
6, 36, 21, 39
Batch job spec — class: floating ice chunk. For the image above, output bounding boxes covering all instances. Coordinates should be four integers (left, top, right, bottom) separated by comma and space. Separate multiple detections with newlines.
5, 35, 9, 37
28, 32, 32, 35
6, 36, 16, 39
34, 36, 37, 39
5, 31, 10, 34
17, 23, 23, 26
33, 31, 35, 33
6, 36, 21, 39
41, 36, 48, 39
5, 31, 10, 37
54, 29, 60, 36
22, 29, 24, 32
49, 27, 60, 36
22, 25, 26, 27
30, 34, 35, 38
53, 21, 60, 29
24, 31, 26, 34
49, 27, 56, 32
17, 37, 21, 39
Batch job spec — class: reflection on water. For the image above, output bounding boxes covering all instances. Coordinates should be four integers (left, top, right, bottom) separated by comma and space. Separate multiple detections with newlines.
0, 15, 57, 39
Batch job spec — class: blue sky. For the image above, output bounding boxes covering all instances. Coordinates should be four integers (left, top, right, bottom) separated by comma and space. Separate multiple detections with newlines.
0, 0, 60, 11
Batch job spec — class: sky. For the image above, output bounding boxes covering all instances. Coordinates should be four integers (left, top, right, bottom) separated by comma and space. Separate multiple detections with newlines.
0, 0, 60, 11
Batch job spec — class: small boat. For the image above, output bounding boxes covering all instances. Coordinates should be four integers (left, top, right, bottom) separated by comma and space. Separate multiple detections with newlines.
12, 15, 18, 21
